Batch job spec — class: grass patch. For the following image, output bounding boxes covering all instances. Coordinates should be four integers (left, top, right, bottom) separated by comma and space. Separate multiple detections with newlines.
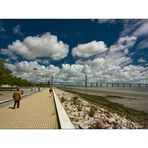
62, 89, 148, 128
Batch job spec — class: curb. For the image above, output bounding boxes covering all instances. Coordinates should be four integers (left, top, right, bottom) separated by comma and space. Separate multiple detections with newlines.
52, 88, 75, 129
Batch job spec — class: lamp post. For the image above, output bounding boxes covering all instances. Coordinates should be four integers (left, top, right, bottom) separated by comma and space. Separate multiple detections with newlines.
33, 68, 37, 92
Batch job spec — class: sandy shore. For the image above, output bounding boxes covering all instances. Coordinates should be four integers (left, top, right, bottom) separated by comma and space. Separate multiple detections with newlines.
62, 87, 148, 113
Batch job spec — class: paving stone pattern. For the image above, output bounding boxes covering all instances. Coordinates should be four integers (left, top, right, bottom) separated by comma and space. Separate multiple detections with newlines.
0, 89, 59, 129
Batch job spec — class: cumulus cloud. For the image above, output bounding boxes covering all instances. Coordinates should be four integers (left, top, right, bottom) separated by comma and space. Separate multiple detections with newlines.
5, 61, 60, 83
109, 36, 137, 53
4, 34, 148, 85
3, 33, 69, 60
5, 57, 148, 85
72, 41, 108, 58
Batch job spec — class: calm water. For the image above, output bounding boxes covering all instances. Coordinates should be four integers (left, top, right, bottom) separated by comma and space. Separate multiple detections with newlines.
60, 86, 148, 113
61, 85, 148, 94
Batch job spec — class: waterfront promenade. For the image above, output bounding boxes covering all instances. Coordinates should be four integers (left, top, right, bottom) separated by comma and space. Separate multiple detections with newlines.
0, 89, 59, 129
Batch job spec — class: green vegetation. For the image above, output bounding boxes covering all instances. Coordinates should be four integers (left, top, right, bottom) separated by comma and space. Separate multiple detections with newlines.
62, 89, 148, 128
0, 60, 33, 87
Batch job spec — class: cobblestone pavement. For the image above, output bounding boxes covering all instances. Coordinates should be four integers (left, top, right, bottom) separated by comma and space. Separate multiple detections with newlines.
0, 89, 59, 129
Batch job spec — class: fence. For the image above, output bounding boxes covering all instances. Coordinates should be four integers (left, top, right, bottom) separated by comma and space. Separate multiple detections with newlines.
48, 75, 148, 88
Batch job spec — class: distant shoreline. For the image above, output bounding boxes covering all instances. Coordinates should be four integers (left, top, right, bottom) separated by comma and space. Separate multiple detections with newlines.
61, 87, 148, 99
61, 87, 148, 113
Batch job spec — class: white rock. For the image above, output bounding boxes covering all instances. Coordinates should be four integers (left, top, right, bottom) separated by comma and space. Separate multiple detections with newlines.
71, 112, 78, 117
84, 107, 91, 112
81, 100, 89, 106
108, 118, 116, 124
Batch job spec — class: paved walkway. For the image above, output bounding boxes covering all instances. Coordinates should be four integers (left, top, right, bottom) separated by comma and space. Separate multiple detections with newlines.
0, 89, 59, 129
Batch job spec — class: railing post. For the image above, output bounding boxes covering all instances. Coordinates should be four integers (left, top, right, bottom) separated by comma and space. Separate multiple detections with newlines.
85, 75, 87, 87
91, 82, 93, 87
123, 83, 125, 87
100, 83, 102, 87
111, 83, 113, 87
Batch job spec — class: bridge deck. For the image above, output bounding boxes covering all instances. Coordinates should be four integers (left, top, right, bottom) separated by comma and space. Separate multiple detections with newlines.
0, 89, 59, 129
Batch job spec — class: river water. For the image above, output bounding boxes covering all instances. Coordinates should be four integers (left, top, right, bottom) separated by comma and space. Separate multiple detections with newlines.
61, 86, 148, 113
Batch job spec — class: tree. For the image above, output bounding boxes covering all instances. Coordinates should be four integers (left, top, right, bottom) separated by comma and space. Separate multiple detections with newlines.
0, 60, 33, 87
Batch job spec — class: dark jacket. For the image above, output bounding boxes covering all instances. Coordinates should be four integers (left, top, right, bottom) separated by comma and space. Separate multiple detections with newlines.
13, 91, 22, 101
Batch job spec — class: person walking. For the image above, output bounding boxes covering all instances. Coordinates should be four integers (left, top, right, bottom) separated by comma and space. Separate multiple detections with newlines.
12, 88, 22, 109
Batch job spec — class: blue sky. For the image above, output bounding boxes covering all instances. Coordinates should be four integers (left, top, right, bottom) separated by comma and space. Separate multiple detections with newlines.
0, 19, 148, 83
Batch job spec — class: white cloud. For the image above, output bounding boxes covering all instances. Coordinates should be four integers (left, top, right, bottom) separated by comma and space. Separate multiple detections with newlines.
3, 33, 69, 60
0, 48, 17, 60
72, 41, 108, 58
5, 61, 60, 83
138, 58, 146, 63
13, 25, 23, 37
5, 58, 148, 84
121, 19, 148, 37
136, 38, 148, 49
4, 34, 148, 84
59, 64, 84, 77
97, 19, 116, 24
109, 36, 137, 53
133, 22, 148, 37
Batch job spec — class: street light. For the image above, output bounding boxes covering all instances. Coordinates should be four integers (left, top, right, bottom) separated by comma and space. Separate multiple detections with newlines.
33, 68, 37, 92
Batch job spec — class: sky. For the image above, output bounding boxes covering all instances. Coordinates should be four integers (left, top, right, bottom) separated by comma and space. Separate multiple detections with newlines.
0, 19, 148, 84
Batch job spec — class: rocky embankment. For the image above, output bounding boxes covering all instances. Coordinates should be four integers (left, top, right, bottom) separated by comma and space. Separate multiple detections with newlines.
55, 88, 143, 129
